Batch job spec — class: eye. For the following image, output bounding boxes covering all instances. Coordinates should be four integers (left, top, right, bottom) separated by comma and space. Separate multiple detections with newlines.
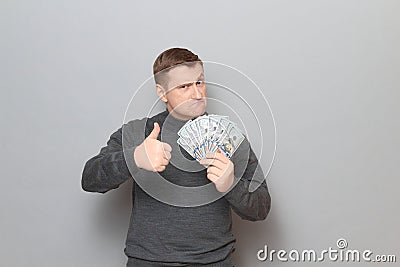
179, 84, 189, 89
196, 80, 204, 86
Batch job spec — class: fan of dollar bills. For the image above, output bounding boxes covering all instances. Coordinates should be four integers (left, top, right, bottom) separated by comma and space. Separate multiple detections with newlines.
177, 114, 245, 161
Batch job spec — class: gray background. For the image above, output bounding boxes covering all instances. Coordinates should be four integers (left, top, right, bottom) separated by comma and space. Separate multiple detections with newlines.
1, 0, 399, 266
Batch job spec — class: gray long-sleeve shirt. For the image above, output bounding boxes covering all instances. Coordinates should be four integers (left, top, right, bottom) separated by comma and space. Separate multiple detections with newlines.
81, 109, 271, 266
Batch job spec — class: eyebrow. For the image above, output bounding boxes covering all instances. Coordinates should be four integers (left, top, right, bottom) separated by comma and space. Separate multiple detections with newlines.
175, 73, 205, 88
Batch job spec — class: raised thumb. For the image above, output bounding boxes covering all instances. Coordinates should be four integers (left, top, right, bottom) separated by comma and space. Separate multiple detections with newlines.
148, 122, 160, 139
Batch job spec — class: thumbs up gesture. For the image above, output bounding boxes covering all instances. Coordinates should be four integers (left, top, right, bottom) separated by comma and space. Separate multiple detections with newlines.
133, 122, 172, 172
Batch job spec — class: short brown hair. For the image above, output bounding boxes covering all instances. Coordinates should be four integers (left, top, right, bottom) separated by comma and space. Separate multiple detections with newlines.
153, 47, 203, 87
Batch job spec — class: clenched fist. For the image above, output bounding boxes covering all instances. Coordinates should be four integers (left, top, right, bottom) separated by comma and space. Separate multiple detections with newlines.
133, 122, 172, 172
199, 150, 235, 193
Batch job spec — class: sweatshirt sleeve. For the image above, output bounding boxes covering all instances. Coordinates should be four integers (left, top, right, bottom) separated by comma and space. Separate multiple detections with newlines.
223, 142, 272, 221
81, 126, 140, 193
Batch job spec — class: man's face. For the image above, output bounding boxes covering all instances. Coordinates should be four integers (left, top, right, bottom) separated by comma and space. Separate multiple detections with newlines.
157, 63, 207, 120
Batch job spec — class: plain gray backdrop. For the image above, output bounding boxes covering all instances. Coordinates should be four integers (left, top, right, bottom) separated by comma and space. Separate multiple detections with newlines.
1, 1, 399, 266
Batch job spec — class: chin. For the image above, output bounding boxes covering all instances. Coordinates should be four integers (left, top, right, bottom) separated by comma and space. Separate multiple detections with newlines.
193, 106, 206, 116
174, 104, 206, 119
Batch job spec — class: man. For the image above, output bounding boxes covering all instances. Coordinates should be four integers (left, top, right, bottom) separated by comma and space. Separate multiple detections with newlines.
81, 47, 271, 267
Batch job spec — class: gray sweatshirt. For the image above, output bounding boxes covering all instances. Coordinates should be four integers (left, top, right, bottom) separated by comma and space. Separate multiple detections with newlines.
81, 109, 271, 266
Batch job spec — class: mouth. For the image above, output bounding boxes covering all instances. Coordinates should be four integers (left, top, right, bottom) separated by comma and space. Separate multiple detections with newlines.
191, 100, 205, 105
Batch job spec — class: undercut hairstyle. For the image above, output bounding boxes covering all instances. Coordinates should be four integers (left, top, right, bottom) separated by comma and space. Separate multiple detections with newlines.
153, 47, 203, 89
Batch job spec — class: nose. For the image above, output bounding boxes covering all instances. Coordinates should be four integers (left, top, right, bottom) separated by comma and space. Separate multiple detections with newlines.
191, 83, 203, 100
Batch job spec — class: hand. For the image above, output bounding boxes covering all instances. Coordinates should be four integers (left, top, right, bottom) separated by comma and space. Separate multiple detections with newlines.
199, 150, 234, 193
133, 122, 172, 172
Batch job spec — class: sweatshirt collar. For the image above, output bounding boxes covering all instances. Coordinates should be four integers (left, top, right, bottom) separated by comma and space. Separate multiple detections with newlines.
161, 108, 208, 131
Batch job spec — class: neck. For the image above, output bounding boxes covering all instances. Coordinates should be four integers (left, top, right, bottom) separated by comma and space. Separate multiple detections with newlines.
161, 108, 190, 132
167, 108, 193, 122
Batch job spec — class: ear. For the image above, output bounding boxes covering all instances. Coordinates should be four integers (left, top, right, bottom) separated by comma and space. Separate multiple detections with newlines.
156, 84, 168, 103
